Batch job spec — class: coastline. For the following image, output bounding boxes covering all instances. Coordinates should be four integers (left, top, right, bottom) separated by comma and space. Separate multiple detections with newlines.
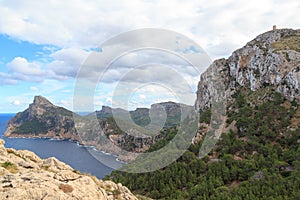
4, 135, 126, 164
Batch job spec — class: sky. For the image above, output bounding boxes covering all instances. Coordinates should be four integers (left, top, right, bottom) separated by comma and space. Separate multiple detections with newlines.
0, 0, 299, 113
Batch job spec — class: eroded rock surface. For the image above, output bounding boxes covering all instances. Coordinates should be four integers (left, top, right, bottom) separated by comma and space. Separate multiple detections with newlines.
0, 139, 138, 200
196, 28, 300, 110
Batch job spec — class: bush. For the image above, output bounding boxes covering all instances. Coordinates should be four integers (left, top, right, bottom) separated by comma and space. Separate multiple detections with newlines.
199, 108, 211, 124
112, 189, 121, 196
1, 161, 18, 173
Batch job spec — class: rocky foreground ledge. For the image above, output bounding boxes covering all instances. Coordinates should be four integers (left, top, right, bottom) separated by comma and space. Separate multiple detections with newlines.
0, 139, 138, 200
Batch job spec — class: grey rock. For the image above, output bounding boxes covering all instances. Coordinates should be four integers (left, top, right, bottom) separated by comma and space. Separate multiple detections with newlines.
196, 29, 300, 111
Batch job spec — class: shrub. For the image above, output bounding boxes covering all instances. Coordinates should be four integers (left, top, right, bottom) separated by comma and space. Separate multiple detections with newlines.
199, 108, 212, 124
112, 189, 121, 196
1, 161, 18, 173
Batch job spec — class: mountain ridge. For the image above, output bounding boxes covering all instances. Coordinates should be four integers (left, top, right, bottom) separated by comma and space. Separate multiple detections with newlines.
107, 28, 300, 199
5, 96, 190, 161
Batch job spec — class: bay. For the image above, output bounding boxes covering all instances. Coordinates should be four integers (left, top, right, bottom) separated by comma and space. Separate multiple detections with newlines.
0, 113, 122, 179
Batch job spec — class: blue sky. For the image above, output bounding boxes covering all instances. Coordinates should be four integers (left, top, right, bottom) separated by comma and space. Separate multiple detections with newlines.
0, 0, 299, 113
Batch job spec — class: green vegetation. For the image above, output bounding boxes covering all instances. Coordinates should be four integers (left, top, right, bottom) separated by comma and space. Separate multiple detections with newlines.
9, 97, 78, 136
272, 35, 300, 52
199, 108, 212, 124
57, 107, 73, 117
162, 115, 181, 128
147, 127, 177, 152
104, 117, 124, 135
130, 109, 151, 127
106, 89, 300, 199
13, 119, 46, 134
6, 149, 25, 160
1, 161, 14, 168
112, 189, 121, 196
1, 161, 18, 173
95, 112, 113, 119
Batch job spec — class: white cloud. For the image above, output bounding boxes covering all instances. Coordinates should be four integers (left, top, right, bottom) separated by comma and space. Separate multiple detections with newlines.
1, 0, 300, 111
139, 94, 146, 100
47, 48, 89, 78
1, 1, 299, 78
57, 99, 72, 108
0, 72, 18, 85
5, 57, 46, 83
1, 48, 90, 83
11, 100, 21, 106
0, 0, 299, 56
7, 57, 43, 75
30, 86, 38, 91
40, 79, 64, 92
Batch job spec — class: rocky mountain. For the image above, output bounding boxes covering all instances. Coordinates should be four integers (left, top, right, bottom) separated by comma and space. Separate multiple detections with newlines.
86, 101, 190, 158
0, 139, 138, 200
90, 101, 189, 128
196, 28, 300, 111
194, 28, 300, 144
5, 96, 190, 161
5, 96, 80, 141
107, 28, 300, 199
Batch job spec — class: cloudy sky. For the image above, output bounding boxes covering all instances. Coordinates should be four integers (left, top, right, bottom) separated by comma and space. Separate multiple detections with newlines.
0, 0, 299, 113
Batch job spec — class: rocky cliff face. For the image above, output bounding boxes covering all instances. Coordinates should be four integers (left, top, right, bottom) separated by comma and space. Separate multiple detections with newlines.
196, 28, 300, 111
93, 101, 188, 128
80, 101, 190, 160
0, 139, 138, 200
5, 96, 80, 141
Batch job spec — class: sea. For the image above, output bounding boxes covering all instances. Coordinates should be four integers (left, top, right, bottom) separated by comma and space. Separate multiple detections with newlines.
0, 113, 123, 179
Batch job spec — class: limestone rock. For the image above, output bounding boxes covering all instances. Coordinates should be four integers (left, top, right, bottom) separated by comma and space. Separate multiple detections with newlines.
41, 157, 73, 172
53, 170, 81, 181
0, 139, 138, 200
196, 28, 300, 111
4, 96, 80, 141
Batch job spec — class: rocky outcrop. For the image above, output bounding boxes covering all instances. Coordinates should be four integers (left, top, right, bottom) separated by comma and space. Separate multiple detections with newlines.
196, 28, 300, 111
4, 96, 80, 141
80, 101, 190, 161
0, 139, 138, 200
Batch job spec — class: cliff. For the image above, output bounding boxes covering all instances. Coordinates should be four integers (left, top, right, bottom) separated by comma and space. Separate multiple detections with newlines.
4, 96, 80, 141
196, 28, 300, 111
0, 139, 138, 200
107, 28, 300, 199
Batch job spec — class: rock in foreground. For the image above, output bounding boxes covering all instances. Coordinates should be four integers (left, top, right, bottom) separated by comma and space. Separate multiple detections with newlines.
0, 139, 137, 200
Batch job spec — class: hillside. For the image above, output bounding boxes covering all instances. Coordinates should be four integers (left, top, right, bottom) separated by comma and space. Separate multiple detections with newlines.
107, 28, 300, 199
0, 139, 138, 199
5, 96, 81, 141
4, 97, 189, 161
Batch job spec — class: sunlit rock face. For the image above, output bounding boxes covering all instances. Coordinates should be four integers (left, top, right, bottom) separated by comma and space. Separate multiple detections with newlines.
196, 28, 300, 111
0, 139, 138, 200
